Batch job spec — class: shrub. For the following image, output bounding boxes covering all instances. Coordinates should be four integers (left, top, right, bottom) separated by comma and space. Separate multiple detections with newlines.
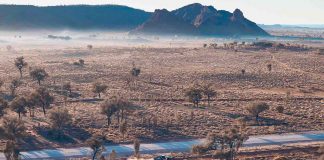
9, 79, 22, 96
276, 106, 284, 113
48, 108, 72, 131
246, 102, 270, 123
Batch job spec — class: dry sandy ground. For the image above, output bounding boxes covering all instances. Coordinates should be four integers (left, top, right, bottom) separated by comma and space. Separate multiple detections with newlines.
0, 35, 323, 151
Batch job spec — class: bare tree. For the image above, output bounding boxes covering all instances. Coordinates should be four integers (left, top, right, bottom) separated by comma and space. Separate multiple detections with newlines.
10, 96, 27, 119
86, 136, 105, 160
29, 68, 48, 85
9, 79, 22, 96
30, 87, 54, 116
246, 102, 269, 124
14, 57, 28, 78
201, 84, 216, 107
185, 87, 203, 107
0, 98, 8, 117
92, 82, 108, 98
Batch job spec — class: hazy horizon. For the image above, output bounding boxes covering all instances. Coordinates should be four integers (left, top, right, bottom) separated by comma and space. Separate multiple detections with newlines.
0, 0, 323, 25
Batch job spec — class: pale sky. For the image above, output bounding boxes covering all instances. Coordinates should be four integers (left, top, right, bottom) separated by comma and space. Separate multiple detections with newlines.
0, 0, 323, 25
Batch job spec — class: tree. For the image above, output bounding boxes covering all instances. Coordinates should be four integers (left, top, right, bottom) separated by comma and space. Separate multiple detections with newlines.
119, 120, 127, 142
48, 108, 72, 131
30, 87, 54, 116
63, 82, 72, 95
192, 125, 249, 160
79, 59, 85, 66
185, 87, 203, 107
131, 67, 141, 77
14, 56, 28, 78
1, 116, 26, 141
134, 139, 140, 158
267, 64, 272, 72
246, 102, 269, 123
0, 98, 8, 117
201, 84, 216, 107
241, 69, 246, 75
9, 79, 22, 96
4, 140, 20, 160
29, 68, 48, 85
0, 79, 4, 91
100, 100, 118, 127
92, 82, 108, 98
10, 96, 27, 119
86, 136, 105, 160
115, 98, 136, 122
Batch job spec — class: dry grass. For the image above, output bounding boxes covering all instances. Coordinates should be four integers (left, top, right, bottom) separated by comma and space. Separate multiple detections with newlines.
0, 40, 323, 151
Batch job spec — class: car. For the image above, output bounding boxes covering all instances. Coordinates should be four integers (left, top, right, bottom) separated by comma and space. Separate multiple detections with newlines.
154, 155, 174, 160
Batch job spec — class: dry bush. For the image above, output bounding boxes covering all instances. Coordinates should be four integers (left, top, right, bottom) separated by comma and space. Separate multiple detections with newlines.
276, 106, 284, 113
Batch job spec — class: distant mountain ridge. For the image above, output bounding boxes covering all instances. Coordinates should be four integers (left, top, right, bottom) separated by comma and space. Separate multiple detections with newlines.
0, 4, 269, 36
0, 5, 151, 30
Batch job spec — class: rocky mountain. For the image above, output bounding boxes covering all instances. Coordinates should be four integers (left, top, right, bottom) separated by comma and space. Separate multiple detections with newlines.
0, 5, 151, 30
133, 3, 269, 36
130, 9, 197, 35
0, 3, 269, 36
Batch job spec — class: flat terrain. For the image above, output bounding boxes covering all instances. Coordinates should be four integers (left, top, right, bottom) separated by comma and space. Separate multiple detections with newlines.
0, 34, 323, 151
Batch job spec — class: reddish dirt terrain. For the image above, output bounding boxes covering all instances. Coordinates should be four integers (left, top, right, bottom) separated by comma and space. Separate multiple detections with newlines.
0, 38, 323, 152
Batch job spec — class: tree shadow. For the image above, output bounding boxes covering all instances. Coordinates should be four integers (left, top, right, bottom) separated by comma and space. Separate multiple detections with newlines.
36, 125, 91, 144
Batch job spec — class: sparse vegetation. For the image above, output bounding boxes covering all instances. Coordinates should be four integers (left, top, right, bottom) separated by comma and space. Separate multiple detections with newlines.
29, 68, 49, 85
